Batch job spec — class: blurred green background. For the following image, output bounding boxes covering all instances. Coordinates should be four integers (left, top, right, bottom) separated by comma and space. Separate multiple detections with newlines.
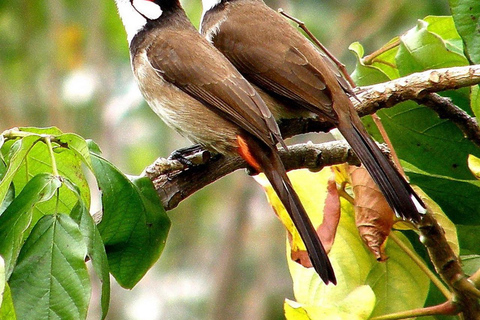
0, 0, 449, 319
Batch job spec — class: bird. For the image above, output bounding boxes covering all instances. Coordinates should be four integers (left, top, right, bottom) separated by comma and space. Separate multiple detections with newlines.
200, 0, 426, 222
113, 0, 336, 284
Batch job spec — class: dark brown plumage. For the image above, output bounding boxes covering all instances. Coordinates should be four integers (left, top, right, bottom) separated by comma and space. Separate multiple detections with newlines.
201, 0, 426, 222
115, 0, 336, 284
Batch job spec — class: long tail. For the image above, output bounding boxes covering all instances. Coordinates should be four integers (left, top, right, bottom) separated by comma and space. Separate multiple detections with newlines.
337, 112, 426, 222
239, 135, 336, 284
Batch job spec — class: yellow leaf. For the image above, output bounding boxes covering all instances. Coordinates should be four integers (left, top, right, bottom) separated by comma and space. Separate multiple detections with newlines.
254, 169, 333, 252
284, 286, 375, 320
468, 154, 480, 179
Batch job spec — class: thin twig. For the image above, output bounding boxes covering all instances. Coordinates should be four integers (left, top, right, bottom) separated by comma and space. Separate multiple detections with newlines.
362, 39, 401, 65
371, 114, 406, 178
278, 8, 356, 87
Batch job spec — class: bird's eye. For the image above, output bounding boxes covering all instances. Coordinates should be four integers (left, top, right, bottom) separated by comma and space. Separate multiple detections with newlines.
131, 0, 163, 20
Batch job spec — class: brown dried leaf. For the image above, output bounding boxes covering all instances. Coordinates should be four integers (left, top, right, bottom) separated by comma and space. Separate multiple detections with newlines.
291, 175, 341, 267
349, 165, 395, 261
317, 175, 341, 252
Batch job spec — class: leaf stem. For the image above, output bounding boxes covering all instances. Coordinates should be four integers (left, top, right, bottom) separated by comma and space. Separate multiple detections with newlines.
44, 136, 59, 177
277, 8, 356, 87
389, 231, 451, 299
1, 128, 32, 139
370, 114, 406, 178
362, 39, 400, 65
371, 300, 458, 320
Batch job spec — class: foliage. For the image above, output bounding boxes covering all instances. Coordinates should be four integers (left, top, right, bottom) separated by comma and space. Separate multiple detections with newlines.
0, 128, 170, 319
0, 0, 479, 319
257, 9, 480, 320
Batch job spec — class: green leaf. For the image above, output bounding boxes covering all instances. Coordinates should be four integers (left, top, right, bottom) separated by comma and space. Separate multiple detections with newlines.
3, 136, 91, 235
457, 225, 480, 255
285, 286, 376, 320
9, 214, 90, 320
67, 178, 110, 319
461, 254, 480, 275
0, 283, 16, 320
404, 163, 480, 225
0, 136, 40, 206
424, 16, 465, 55
366, 232, 430, 317
449, 0, 480, 64
349, 42, 392, 86
56, 133, 93, 171
281, 170, 375, 305
90, 150, 170, 288
397, 17, 468, 76
0, 173, 61, 279
16, 127, 64, 136
12, 136, 90, 209
0, 183, 15, 215
0, 256, 4, 306
471, 85, 480, 119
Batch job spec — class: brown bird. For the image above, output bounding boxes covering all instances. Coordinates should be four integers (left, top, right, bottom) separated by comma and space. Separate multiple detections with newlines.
200, 0, 426, 222
114, 0, 336, 284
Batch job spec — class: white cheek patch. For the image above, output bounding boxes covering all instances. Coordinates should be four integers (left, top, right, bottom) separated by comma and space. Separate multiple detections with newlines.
132, 0, 163, 20
202, 0, 222, 14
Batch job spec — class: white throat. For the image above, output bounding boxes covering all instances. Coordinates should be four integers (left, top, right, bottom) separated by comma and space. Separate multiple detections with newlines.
201, 0, 222, 16
115, 0, 163, 44
200, 0, 222, 33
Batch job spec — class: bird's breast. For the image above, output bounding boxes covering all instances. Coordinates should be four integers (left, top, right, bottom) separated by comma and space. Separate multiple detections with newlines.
132, 49, 240, 155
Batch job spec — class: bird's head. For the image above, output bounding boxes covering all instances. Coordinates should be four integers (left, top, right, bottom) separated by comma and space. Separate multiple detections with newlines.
114, 0, 180, 43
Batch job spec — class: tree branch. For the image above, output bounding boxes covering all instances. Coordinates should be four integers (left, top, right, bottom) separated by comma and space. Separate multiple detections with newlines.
144, 141, 368, 210
143, 64, 480, 210
274, 65, 480, 145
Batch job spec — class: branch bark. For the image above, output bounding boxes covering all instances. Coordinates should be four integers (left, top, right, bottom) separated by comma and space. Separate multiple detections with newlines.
143, 64, 480, 209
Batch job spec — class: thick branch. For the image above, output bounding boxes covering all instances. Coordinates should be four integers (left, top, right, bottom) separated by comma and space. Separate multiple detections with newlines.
417, 93, 480, 148
144, 141, 371, 210
144, 64, 480, 210
280, 65, 480, 143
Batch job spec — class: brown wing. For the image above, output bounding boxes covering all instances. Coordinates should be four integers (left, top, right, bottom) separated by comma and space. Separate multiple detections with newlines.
209, 2, 343, 122
146, 30, 284, 148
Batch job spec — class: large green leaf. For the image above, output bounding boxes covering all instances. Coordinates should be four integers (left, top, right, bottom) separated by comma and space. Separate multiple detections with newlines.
259, 169, 429, 318
396, 17, 468, 76
449, 0, 480, 64
90, 148, 170, 289
0, 283, 16, 320
457, 225, 480, 255
66, 179, 110, 320
55, 133, 93, 172
0, 256, 4, 306
285, 286, 375, 320
350, 16, 480, 222
404, 163, 480, 225
0, 129, 92, 237
366, 232, 430, 317
0, 136, 40, 206
0, 173, 61, 279
9, 214, 90, 320
11, 135, 90, 213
